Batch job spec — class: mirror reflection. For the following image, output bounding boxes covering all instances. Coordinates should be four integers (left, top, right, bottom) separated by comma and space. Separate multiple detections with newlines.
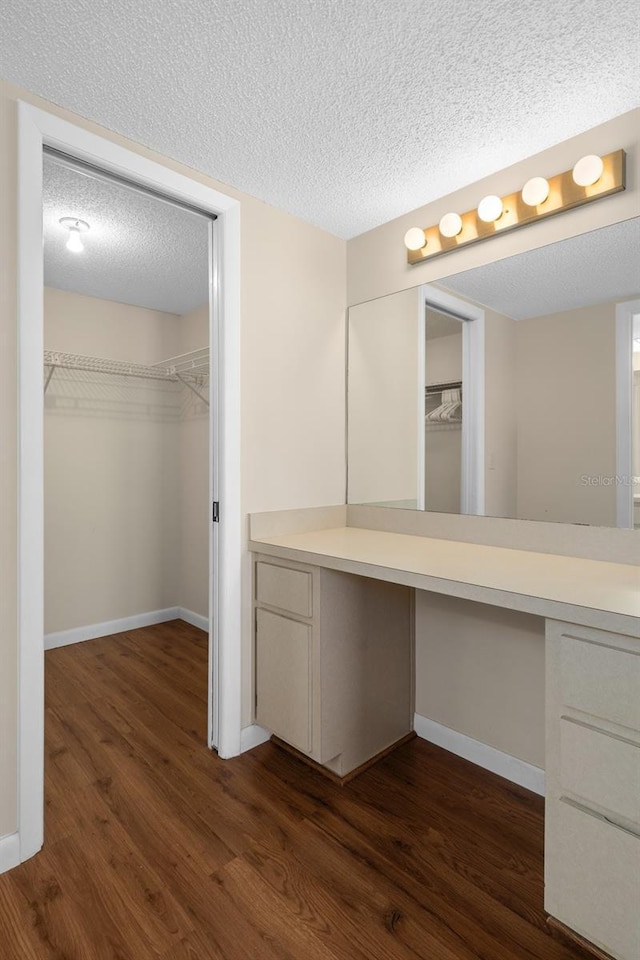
347, 218, 640, 528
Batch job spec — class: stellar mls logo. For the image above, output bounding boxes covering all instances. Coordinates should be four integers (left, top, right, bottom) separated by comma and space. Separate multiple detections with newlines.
580, 475, 639, 486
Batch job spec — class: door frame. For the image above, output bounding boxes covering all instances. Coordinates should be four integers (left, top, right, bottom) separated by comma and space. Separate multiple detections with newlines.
615, 299, 640, 528
418, 285, 485, 515
17, 102, 242, 865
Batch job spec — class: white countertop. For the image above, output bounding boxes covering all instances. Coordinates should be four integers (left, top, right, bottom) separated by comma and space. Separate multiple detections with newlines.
249, 526, 640, 636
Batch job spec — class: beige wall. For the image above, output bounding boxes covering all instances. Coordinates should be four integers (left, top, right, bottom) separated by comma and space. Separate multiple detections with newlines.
44, 289, 182, 634
0, 79, 346, 840
348, 288, 420, 505
425, 329, 462, 384
43, 287, 182, 362
485, 310, 518, 520
347, 108, 640, 771
415, 593, 545, 767
516, 301, 617, 526
45, 291, 210, 631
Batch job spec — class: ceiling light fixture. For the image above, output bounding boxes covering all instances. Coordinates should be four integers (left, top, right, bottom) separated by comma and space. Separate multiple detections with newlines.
521, 176, 550, 207
403, 227, 427, 251
405, 149, 625, 266
439, 212, 463, 238
59, 217, 90, 253
572, 155, 604, 187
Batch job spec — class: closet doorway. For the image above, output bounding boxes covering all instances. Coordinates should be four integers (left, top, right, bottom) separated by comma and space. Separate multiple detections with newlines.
43, 145, 213, 737
17, 103, 242, 868
416, 285, 485, 515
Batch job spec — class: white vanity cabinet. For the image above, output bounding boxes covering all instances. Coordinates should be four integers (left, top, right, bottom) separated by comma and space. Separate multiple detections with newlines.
253, 554, 414, 778
545, 620, 640, 960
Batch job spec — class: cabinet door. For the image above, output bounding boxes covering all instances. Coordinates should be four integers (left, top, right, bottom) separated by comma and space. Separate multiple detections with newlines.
256, 609, 312, 754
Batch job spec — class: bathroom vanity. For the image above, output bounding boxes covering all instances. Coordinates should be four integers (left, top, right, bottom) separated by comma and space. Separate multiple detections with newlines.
250, 506, 639, 960
249, 210, 640, 960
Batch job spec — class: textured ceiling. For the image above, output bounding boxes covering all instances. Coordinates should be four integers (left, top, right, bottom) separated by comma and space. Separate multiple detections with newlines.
440, 218, 640, 321
44, 155, 210, 314
2, 0, 639, 238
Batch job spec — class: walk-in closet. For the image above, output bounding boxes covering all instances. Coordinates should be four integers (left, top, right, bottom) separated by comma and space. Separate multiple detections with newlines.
42, 151, 213, 743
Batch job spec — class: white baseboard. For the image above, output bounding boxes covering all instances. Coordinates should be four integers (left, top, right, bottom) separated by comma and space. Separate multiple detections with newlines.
44, 607, 210, 649
414, 714, 545, 797
0, 832, 21, 875
240, 723, 271, 753
178, 607, 209, 632
44, 607, 181, 650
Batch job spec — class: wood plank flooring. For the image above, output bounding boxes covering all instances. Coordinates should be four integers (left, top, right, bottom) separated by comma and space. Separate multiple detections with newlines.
0, 621, 596, 960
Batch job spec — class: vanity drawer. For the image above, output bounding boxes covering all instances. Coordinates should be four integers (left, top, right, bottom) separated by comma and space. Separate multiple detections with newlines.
560, 718, 640, 826
559, 632, 640, 731
546, 799, 640, 960
256, 560, 312, 618
255, 609, 312, 754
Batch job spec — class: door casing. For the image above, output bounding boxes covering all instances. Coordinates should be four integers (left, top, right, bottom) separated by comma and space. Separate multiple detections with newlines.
16, 101, 243, 866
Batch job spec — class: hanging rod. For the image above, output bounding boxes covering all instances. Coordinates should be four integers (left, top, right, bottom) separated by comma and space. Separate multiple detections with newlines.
426, 380, 462, 394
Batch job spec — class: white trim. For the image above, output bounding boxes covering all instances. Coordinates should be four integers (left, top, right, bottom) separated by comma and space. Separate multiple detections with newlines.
17, 104, 45, 866
239, 723, 272, 753
0, 833, 21, 875
44, 609, 181, 650
421, 286, 485, 516
416, 290, 426, 510
208, 216, 218, 751
17, 101, 243, 869
179, 608, 209, 632
414, 714, 545, 796
615, 300, 639, 528
214, 201, 242, 760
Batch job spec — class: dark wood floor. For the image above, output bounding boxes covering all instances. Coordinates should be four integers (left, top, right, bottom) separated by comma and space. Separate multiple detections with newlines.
0, 621, 595, 960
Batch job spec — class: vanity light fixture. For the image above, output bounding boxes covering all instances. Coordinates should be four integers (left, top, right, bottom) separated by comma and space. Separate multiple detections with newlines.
477, 195, 503, 223
438, 212, 463, 238
572, 154, 604, 187
521, 176, 550, 207
405, 149, 625, 265
59, 217, 90, 253
403, 227, 427, 251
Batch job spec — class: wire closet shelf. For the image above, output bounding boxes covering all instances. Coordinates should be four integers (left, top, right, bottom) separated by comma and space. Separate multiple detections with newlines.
43, 347, 210, 405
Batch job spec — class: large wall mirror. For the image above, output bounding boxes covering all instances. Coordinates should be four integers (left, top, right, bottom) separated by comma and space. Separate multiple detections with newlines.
347, 218, 640, 528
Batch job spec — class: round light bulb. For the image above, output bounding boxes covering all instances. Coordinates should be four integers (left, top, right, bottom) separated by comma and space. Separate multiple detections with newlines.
477, 195, 503, 223
439, 212, 463, 238
66, 227, 84, 253
521, 176, 550, 207
572, 155, 604, 187
404, 227, 426, 252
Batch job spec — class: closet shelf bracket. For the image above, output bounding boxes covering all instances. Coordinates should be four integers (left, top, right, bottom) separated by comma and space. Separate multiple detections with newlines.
175, 371, 209, 407
44, 364, 56, 395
